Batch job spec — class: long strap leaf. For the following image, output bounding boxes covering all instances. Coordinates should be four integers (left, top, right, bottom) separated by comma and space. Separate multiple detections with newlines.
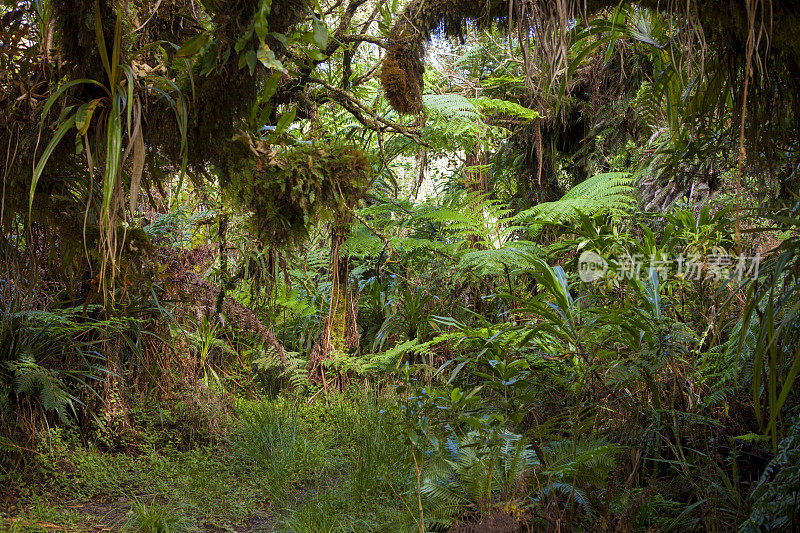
42, 79, 108, 120
93, 0, 113, 84
30, 115, 77, 217
102, 95, 122, 224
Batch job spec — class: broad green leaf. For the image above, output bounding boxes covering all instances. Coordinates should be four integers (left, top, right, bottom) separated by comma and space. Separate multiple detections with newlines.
311, 15, 328, 49
305, 48, 327, 62
270, 32, 289, 47
235, 26, 254, 53
257, 44, 286, 72
273, 106, 296, 137
254, 2, 270, 43
75, 98, 104, 135
245, 50, 257, 75
261, 71, 282, 102
175, 33, 210, 58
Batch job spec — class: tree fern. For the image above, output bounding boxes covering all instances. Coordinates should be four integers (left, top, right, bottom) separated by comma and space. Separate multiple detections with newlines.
456, 242, 543, 277
423, 94, 480, 121
513, 172, 635, 226
474, 97, 539, 121
365, 332, 464, 371
424, 94, 539, 122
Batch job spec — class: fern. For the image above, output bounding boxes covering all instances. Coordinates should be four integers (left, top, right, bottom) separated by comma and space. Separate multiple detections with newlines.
424, 94, 539, 122
420, 92, 539, 156
416, 193, 513, 245
513, 172, 636, 226
542, 438, 620, 487
346, 193, 529, 279
526, 438, 621, 519
740, 413, 800, 532
365, 332, 464, 371
421, 430, 536, 528
698, 317, 755, 407
457, 242, 543, 277
632, 81, 665, 131
253, 348, 308, 391
1, 300, 100, 424
474, 97, 539, 121
421, 94, 509, 151
9, 355, 75, 423
539, 483, 593, 517
342, 230, 449, 260
423, 94, 480, 120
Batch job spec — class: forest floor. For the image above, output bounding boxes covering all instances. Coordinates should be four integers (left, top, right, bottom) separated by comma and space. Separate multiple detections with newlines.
2, 390, 410, 532
4, 448, 282, 532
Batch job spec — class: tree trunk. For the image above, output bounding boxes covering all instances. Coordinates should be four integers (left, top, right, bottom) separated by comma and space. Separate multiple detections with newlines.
310, 212, 360, 382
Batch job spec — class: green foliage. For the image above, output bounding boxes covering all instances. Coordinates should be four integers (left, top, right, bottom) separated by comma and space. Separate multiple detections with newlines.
231, 398, 328, 500
473, 97, 540, 121
225, 143, 371, 246
7, 355, 75, 423
331, 395, 409, 501
423, 94, 480, 121
540, 438, 620, 489
278, 491, 343, 533
513, 172, 635, 227
27, 7, 188, 283
180, 316, 235, 388
0, 298, 107, 427
252, 348, 309, 392
741, 412, 800, 532
421, 93, 537, 153
7, 0, 800, 531
421, 431, 534, 529
123, 501, 187, 533
738, 203, 800, 449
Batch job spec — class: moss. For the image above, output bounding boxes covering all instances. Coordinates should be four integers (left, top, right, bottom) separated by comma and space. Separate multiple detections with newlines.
224, 143, 372, 248
380, 56, 423, 115
379, 0, 800, 118
380, 0, 511, 115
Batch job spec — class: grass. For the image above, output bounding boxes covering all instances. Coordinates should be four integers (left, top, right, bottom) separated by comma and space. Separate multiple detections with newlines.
231, 397, 330, 502
123, 500, 187, 532
4, 389, 414, 532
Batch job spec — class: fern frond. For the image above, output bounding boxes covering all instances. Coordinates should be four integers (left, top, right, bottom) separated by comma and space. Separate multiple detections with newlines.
474, 97, 540, 121
741, 413, 800, 532
513, 172, 635, 226
423, 94, 480, 120
457, 242, 543, 276
420, 430, 537, 528
543, 438, 620, 487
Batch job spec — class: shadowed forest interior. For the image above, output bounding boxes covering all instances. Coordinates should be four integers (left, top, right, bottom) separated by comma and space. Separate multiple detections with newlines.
1, 0, 800, 531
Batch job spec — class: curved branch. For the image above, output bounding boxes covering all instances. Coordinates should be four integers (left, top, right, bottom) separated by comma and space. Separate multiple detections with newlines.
308, 76, 429, 146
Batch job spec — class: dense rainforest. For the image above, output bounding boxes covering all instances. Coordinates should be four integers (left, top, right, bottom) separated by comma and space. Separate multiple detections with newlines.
1, 0, 799, 530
